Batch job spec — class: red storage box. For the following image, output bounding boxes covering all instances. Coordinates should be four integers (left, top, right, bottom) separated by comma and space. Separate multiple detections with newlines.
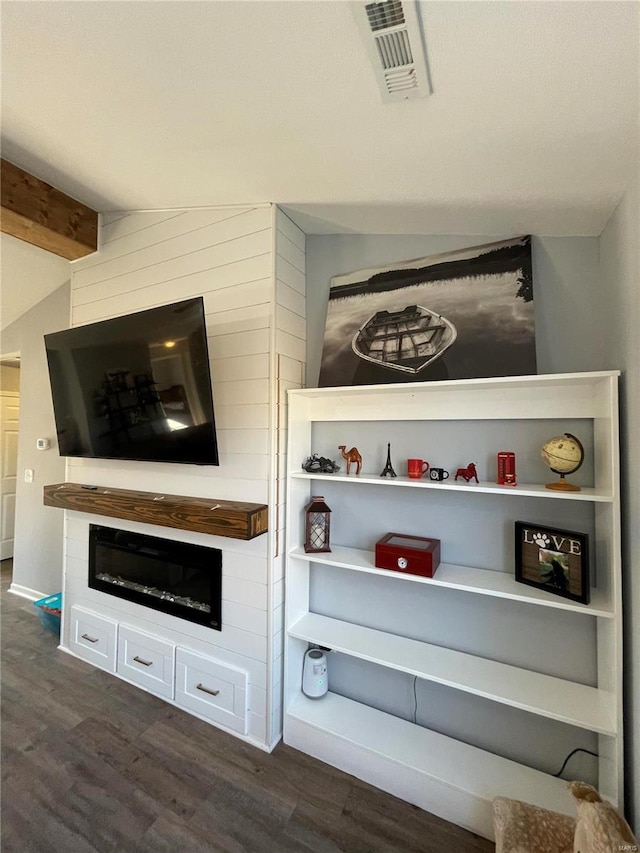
374, 533, 441, 578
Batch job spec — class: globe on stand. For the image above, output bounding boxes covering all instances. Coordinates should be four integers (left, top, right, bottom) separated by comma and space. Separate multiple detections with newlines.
541, 433, 585, 491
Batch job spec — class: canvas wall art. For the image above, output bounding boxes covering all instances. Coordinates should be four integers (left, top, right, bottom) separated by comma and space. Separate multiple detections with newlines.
318, 235, 535, 387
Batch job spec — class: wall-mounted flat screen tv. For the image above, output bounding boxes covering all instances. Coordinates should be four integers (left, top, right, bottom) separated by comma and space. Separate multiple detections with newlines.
44, 297, 219, 465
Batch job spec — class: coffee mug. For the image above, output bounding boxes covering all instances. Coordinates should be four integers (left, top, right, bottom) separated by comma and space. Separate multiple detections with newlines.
429, 468, 449, 481
407, 459, 429, 479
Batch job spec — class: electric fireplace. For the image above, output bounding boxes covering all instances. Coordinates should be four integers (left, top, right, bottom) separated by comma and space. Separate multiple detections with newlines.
88, 524, 222, 629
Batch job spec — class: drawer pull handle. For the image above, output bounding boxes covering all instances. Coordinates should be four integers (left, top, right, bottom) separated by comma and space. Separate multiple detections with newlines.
196, 683, 220, 697
81, 633, 99, 643
133, 655, 153, 667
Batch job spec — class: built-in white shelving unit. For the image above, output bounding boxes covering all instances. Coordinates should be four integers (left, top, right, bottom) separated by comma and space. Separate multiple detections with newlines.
283, 372, 622, 841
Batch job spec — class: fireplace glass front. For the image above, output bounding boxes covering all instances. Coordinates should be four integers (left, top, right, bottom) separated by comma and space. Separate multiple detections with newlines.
88, 524, 222, 629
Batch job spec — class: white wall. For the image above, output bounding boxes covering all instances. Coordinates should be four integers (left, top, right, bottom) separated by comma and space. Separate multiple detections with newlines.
600, 169, 640, 828
67, 206, 272, 747
271, 209, 306, 741
63, 205, 305, 750
2, 283, 70, 597
1, 233, 70, 330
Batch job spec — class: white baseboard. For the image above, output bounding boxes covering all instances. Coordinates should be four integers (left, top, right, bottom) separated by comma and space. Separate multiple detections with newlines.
8, 583, 46, 602
268, 732, 282, 753
285, 712, 496, 840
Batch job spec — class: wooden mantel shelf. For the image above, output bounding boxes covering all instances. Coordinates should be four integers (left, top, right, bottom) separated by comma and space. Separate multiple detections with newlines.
43, 483, 268, 540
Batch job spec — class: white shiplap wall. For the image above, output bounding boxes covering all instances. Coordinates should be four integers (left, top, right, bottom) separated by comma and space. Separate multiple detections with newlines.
269, 208, 306, 745
61, 204, 305, 751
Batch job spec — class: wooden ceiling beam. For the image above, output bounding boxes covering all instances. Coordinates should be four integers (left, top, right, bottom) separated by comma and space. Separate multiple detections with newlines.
1, 159, 98, 260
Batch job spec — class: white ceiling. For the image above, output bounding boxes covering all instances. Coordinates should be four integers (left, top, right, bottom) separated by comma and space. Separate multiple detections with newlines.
1, 1, 639, 236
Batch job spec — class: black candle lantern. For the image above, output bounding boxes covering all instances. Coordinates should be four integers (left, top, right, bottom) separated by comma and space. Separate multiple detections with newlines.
304, 496, 331, 553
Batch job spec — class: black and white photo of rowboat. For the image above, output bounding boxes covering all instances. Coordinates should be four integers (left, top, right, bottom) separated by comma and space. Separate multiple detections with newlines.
351, 305, 457, 374
318, 235, 535, 387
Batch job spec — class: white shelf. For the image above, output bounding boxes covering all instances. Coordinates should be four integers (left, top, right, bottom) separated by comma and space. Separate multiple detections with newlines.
286, 692, 576, 818
291, 371, 620, 422
284, 372, 623, 833
290, 371, 620, 399
290, 545, 614, 618
291, 471, 612, 502
289, 613, 616, 735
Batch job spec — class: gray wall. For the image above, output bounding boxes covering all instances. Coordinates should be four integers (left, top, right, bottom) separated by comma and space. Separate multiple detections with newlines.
600, 169, 640, 827
306, 235, 605, 386
2, 283, 70, 596
304, 233, 610, 789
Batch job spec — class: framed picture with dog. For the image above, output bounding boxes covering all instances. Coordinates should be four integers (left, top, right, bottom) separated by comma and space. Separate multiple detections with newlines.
514, 521, 589, 604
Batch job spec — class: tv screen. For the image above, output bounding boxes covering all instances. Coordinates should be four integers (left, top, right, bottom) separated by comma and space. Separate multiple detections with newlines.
45, 297, 219, 465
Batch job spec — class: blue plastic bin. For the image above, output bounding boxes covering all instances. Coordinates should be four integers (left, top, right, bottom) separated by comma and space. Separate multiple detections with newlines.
33, 592, 62, 636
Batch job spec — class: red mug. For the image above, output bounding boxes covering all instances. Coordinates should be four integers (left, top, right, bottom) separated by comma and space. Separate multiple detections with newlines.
407, 459, 429, 479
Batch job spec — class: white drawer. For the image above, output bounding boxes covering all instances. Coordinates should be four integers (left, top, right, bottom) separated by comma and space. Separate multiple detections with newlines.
69, 606, 117, 673
117, 625, 175, 699
175, 648, 247, 734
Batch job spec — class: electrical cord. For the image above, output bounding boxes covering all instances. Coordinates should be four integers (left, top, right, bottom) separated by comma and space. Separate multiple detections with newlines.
408, 683, 596, 778
553, 748, 599, 778
408, 679, 595, 779
408, 678, 595, 778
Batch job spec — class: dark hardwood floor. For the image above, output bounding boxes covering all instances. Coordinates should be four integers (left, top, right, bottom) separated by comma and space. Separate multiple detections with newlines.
1, 559, 495, 853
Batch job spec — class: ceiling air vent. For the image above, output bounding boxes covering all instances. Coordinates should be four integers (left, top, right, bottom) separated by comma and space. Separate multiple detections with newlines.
353, 0, 432, 103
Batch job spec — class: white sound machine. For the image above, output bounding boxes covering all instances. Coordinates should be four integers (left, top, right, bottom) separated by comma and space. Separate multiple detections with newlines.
302, 648, 328, 698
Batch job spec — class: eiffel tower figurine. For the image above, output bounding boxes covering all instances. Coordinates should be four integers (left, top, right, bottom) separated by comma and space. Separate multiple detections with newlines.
379, 442, 397, 478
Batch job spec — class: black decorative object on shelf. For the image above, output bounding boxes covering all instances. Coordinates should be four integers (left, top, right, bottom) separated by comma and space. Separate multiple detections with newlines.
380, 443, 397, 478
302, 454, 340, 474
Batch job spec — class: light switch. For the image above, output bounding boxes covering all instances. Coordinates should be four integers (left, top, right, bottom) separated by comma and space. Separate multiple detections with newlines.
24, 469, 34, 483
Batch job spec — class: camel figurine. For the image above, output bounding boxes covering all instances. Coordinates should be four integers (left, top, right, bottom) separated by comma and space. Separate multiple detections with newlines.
455, 462, 478, 483
338, 445, 362, 476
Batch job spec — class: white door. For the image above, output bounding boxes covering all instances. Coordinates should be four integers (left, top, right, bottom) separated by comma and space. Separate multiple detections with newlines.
0, 391, 20, 560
